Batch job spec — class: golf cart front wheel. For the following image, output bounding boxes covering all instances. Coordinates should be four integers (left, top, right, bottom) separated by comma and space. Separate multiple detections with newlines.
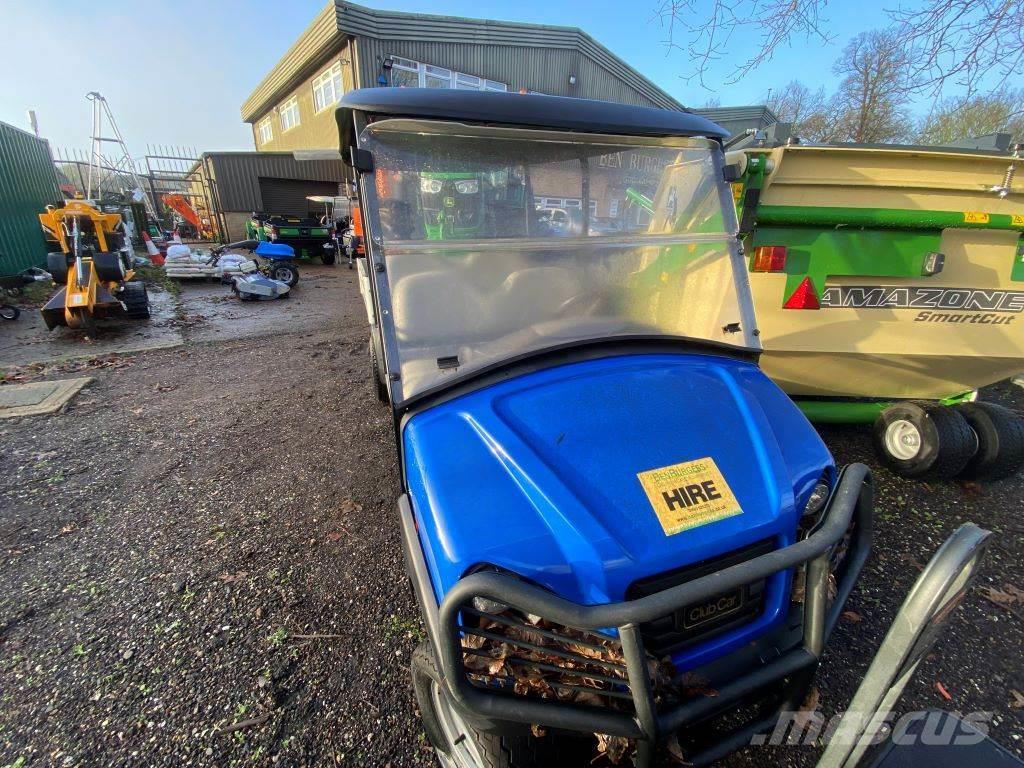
321, 250, 336, 266
954, 402, 1024, 482
268, 262, 299, 287
0, 304, 20, 321
411, 643, 555, 768
873, 401, 976, 480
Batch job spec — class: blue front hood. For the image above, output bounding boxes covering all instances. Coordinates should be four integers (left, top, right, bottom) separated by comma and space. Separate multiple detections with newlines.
403, 352, 831, 661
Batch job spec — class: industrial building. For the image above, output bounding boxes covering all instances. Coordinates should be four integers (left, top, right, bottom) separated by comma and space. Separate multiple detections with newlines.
185, 152, 348, 242
240, 1, 686, 152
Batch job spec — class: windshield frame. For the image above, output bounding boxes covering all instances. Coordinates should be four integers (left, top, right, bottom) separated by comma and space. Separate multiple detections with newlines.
353, 116, 759, 407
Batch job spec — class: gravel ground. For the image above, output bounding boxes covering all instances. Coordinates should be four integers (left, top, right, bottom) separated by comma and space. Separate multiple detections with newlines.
1, 272, 1022, 767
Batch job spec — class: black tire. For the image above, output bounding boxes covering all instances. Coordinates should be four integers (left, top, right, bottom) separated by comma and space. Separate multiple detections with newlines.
93, 251, 126, 282
119, 280, 150, 319
873, 401, 977, 480
955, 402, 1024, 482
369, 336, 388, 403
321, 250, 336, 266
47, 252, 69, 285
0, 304, 20, 321
411, 643, 558, 768
268, 262, 299, 287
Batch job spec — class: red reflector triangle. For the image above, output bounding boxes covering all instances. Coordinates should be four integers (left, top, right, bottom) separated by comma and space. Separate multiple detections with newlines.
783, 277, 820, 309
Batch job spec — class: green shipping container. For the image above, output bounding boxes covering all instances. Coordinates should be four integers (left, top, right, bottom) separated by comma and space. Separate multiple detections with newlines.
0, 120, 61, 276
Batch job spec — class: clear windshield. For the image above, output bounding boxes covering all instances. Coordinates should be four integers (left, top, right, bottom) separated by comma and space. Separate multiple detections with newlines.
360, 120, 757, 400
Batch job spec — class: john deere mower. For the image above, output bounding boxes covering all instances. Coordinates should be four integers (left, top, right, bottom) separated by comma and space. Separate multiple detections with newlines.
38, 199, 150, 331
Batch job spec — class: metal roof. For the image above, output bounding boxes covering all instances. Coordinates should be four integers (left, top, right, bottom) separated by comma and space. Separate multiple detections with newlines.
692, 105, 779, 138
241, 1, 684, 123
336, 88, 725, 149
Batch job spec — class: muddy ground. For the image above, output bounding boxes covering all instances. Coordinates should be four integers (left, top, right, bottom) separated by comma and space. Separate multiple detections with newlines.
0, 268, 1021, 767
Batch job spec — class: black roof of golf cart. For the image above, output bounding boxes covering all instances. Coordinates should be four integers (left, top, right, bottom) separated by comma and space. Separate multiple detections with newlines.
336, 88, 728, 150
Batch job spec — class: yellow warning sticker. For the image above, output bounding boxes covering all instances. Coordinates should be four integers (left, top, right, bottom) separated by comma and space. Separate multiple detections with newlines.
964, 211, 990, 224
636, 457, 742, 536
1013, 215, 1024, 227
731, 182, 744, 203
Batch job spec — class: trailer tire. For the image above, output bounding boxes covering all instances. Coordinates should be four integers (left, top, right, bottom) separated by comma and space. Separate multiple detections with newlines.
93, 251, 126, 282
321, 250, 336, 266
873, 401, 976, 480
47, 252, 69, 285
954, 402, 1024, 482
0, 304, 20, 321
411, 643, 564, 768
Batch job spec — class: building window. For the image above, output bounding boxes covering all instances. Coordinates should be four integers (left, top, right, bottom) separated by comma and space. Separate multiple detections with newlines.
609, 199, 619, 217
279, 97, 300, 132
424, 64, 452, 89
390, 56, 420, 88
257, 118, 273, 145
312, 62, 343, 113
387, 55, 507, 93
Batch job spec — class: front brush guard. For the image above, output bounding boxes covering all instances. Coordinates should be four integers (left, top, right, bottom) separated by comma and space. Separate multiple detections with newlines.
400, 463, 874, 767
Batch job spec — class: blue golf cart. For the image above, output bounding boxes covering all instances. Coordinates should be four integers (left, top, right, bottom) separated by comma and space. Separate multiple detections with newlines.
338, 88, 877, 766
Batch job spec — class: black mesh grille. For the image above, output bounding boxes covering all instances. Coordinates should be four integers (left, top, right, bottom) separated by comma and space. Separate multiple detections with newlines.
626, 539, 774, 656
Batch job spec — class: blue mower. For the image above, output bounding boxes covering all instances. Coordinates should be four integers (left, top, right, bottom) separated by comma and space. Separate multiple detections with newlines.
209, 239, 300, 290
337, 89, 990, 767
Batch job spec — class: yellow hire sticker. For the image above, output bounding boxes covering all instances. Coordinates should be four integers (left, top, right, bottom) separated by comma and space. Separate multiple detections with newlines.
636, 457, 743, 536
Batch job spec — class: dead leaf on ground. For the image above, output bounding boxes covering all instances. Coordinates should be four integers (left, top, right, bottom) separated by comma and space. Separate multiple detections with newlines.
935, 681, 953, 701
218, 571, 248, 583
325, 531, 345, 542
792, 687, 821, 730
841, 610, 863, 623
340, 498, 362, 515
1010, 689, 1024, 709
981, 585, 1024, 607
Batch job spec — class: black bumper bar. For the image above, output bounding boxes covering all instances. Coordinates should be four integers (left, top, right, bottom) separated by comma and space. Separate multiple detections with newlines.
399, 463, 874, 767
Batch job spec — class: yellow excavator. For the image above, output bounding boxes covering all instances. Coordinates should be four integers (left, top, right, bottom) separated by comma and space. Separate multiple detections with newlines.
38, 199, 149, 331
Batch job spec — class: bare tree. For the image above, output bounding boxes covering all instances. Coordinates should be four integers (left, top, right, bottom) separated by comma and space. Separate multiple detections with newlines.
828, 31, 913, 143
917, 88, 1024, 144
659, 0, 1024, 94
765, 81, 832, 138
656, 0, 833, 87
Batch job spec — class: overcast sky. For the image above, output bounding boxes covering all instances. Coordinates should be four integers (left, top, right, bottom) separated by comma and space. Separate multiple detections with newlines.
0, 0, 898, 157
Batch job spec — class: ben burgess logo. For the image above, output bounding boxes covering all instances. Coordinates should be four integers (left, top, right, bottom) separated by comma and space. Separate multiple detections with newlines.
821, 285, 1024, 324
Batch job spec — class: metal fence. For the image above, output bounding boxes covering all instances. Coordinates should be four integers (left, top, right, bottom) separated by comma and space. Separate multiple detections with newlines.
52, 145, 214, 238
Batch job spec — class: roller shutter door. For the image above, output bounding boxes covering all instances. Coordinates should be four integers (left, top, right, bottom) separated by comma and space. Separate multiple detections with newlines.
258, 177, 340, 217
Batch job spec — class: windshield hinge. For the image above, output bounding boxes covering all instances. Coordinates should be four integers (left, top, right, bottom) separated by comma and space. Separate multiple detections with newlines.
350, 147, 374, 173
437, 355, 460, 371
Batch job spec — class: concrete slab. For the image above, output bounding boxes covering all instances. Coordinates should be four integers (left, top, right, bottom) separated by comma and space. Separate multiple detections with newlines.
0, 291, 183, 368
177, 264, 356, 344
0, 377, 92, 418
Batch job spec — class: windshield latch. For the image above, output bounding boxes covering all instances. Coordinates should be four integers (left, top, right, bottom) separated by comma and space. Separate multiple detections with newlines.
723, 322, 742, 334
437, 355, 460, 371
